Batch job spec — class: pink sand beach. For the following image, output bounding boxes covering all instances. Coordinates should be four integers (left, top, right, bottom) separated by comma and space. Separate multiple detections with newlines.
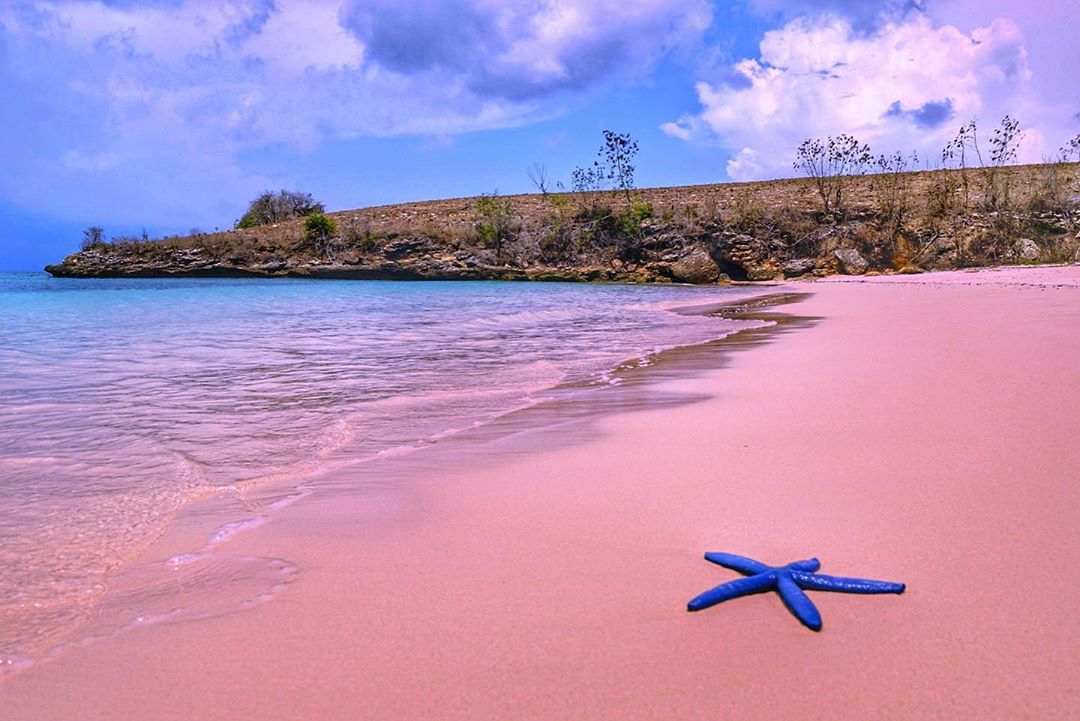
5, 265, 1080, 720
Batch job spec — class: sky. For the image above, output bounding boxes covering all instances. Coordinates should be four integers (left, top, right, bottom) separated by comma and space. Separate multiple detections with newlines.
1, 0, 1077, 270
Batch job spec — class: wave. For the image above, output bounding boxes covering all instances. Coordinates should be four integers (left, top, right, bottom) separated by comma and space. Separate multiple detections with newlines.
0, 275, 760, 669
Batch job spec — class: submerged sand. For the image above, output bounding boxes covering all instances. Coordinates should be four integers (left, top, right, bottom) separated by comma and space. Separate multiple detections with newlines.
5, 265, 1080, 720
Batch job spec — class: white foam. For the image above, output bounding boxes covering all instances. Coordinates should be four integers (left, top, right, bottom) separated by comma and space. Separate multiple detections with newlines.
267, 487, 313, 511
166, 553, 207, 567
208, 516, 267, 546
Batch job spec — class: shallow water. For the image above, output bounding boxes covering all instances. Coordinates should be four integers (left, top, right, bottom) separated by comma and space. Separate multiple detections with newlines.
0, 273, 754, 665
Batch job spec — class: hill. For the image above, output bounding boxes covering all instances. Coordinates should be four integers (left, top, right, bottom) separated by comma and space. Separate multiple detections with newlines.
45, 163, 1080, 283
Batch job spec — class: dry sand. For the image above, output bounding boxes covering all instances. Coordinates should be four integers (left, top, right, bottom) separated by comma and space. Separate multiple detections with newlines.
4, 265, 1080, 720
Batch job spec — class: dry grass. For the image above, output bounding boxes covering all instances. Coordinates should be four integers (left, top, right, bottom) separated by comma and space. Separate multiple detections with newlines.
92, 162, 1080, 267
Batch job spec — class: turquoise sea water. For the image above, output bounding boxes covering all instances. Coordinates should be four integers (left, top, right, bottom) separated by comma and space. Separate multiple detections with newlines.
0, 272, 752, 665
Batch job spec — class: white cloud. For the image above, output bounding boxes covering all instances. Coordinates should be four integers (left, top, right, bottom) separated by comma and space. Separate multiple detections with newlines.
659, 120, 693, 141
3, 0, 711, 145
0, 0, 710, 227
4, 0, 363, 72
725, 147, 763, 180
242, 2, 365, 74
931, 0, 1080, 155
664, 12, 1042, 180
342, 0, 712, 99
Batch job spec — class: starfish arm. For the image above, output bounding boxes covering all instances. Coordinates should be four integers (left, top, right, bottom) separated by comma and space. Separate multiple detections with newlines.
777, 572, 823, 631
791, 571, 905, 595
687, 573, 775, 612
786, 558, 821, 573
703, 552, 769, 576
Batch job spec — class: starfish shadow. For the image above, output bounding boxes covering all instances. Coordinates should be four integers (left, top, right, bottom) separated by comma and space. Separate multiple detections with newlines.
687, 552, 905, 631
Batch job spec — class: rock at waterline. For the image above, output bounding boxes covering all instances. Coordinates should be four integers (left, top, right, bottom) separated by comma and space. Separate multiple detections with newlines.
834, 248, 868, 275
782, 258, 817, 278
669, 248, 720, 284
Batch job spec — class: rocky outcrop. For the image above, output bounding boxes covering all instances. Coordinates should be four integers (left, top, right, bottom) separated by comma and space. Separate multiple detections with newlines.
44, 247, 253, 278
47, 225, 776, 284
668, 248, 720, 284
44, 175, 1080, 283
1015, 238, 1040, 262
833, 248, 868, 275
781, 258, 818, 278
706, 233, 781, 281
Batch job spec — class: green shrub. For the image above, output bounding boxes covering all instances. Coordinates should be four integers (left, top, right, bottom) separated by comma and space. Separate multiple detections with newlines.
618, 200, 653, 237
304, 213, 337, 251
611, 201, 653, 262
236, 190, 325, 229
475, 192, 515, 259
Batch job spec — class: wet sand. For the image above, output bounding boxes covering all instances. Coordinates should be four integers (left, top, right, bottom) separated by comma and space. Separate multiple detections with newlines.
5, 265, 1080, 720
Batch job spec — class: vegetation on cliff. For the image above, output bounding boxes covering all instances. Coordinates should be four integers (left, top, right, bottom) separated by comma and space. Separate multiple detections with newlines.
235, 190, 325, 229
47, 125, 1080, 283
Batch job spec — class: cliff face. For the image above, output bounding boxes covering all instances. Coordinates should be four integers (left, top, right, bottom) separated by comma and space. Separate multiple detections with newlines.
42, 229, 787, 283
45, 164, 1080, 282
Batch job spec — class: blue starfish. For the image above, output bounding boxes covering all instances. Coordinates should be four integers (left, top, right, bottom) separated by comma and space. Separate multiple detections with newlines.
687, 552, 905, 631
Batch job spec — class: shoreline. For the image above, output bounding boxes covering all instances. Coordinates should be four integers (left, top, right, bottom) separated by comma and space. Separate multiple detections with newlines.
5, 266, 1080, 720
0, 284, 781, 675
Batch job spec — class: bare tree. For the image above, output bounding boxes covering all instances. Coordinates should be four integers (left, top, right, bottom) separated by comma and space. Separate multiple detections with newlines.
1064, 133, 1080, 162
81, 226, 105, 250
988, 116, 1022, 166
793, 134, 872, 218
983, 115, 1022, 208
873, 150, 919, 224
527, 163, 550, 196
942, 120, 981, 209
570, 161, 606, 212
942, 120, 983, 167
601, 130, 639, 203
571, 163, 604, 194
